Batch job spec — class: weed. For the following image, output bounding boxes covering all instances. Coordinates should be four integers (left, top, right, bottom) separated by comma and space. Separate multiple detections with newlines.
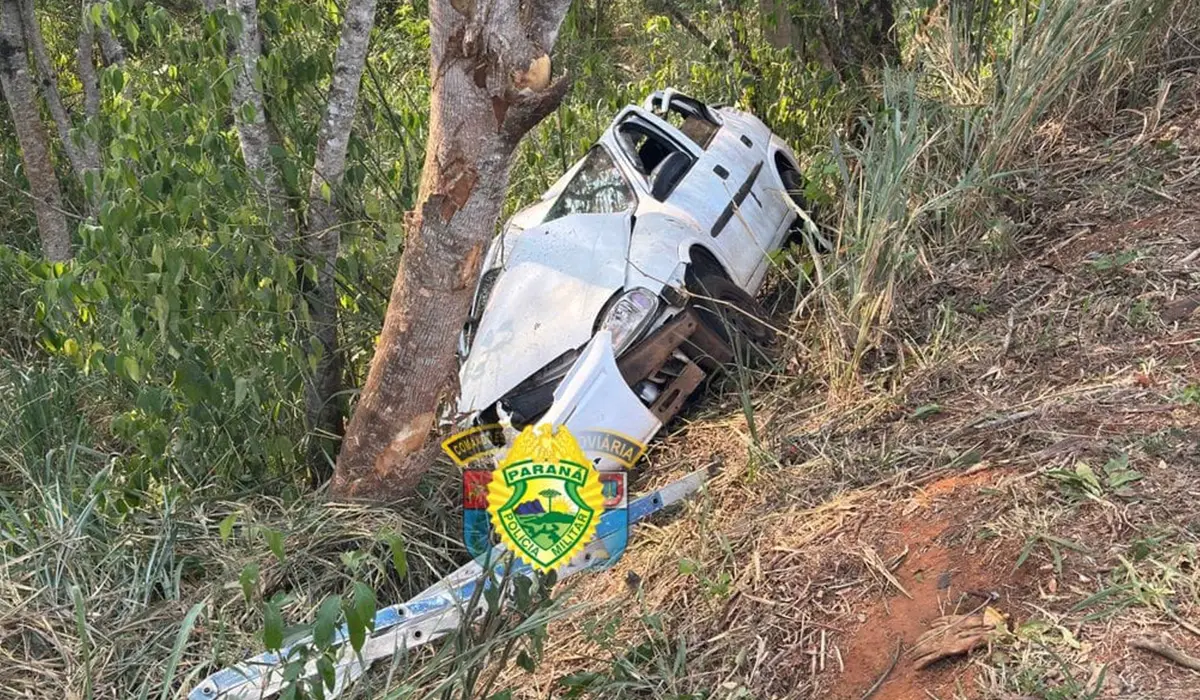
1087, 249, 1140, 273
1176, 384, 1200, 406
558, 606, 709, 699
985, 618, 1108, 699
1015, 532, 1090, 575
1126, 298, 1153, 328
1045, 453, 1142, 502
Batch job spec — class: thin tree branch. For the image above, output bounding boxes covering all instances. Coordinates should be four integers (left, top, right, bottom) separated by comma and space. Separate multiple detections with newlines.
17, 0, 92, 184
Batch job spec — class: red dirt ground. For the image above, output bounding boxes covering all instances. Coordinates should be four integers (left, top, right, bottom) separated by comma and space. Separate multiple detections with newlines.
825, 469, 1029, 700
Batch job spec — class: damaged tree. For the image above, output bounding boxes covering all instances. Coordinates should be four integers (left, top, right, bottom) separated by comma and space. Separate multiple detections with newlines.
331, 0, 574, 500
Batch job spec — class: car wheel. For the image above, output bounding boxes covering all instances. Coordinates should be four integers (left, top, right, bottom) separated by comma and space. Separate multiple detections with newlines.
781, 168, 831, 253
781, 168, 808, 211
687, 272, 776, 351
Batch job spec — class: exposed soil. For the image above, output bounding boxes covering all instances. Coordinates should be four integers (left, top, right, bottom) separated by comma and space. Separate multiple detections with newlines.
505, 100, 1200, 700
824, 468, 1029, 700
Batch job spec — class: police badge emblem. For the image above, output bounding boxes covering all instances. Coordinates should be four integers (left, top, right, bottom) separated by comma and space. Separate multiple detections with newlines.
444, 423, 645, 569
486, 425, 604, 571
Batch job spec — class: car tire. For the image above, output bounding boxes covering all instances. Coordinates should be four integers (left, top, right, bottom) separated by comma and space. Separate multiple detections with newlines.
781, 168, 831, 253
687, 272, 776, 351
781, 168, 808, 211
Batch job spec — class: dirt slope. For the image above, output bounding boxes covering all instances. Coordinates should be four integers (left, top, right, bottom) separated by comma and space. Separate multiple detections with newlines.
505, 105, 1200, 699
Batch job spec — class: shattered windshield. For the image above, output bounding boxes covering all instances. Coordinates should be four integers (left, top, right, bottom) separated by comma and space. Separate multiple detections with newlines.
544, 146, 634, 222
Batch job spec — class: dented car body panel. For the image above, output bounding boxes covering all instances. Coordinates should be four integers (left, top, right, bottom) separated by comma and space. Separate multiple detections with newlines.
457, 211, 632, 412
455, 90, 807, 463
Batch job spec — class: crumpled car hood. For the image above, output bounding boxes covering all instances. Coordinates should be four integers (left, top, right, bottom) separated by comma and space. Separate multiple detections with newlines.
457, 212, 632, 413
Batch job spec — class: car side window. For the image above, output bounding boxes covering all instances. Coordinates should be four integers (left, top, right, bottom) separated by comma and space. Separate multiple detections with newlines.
544, 146, 635, 222
654, 99, 720, 149
618, 121, 687, 176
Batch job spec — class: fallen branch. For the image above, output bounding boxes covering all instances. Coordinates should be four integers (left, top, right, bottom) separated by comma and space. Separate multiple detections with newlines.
1165, 608, 1200, 639
862, 546, 912, 599
1130, 636, 1200, 673
861, 641, 902, 699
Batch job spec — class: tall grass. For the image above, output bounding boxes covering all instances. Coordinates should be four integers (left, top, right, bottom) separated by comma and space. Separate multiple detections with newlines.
800, 0, 1175, 390
2, 0, 1194, 696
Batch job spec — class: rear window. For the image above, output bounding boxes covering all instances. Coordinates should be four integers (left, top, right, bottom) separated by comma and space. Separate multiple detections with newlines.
544, 147, 634, 222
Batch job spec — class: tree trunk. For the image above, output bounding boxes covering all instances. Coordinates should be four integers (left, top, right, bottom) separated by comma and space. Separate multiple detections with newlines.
77, 0, 101, 180
17, 0, 94, 185
93, 16, 124, 65
226, 0, 296, 248
0, 0, 71, 260
760, 0, 793, 50
331, 0, 573, 501
302, 0, 377, 480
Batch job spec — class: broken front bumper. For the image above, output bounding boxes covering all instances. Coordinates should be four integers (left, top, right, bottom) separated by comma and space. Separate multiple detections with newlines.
506, 307, 730, 471
541, 329, 664, 469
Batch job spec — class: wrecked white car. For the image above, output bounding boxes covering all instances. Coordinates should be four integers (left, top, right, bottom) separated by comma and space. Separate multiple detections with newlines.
456, 89, 811, 466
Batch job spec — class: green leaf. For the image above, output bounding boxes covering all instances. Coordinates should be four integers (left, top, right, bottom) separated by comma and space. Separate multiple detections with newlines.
125, 20, 140, 49
352, 582, 375, 634
339, 550, 365, 573
109, 67, 125, 94
239, 562, 259, 602
234, 377, 250, 408
342, 602, 365, 653
121, 355, 141, 382
263, 528, 285, 562
912, 403, 942, 419
1106, 468, 1143, 489
339, 582, 376, 654
1074, 462, 1101, 493
142, 174, 163, 200
382, 532, 408, 577
218, 512, 238, 542
312, 596, 342, 649
159, 602, 205, 700
178, 194, 198, 224
263, 600, 284, 650
515, 650, 536, 672
678, 558, 698, 575
317, 656, 336, 692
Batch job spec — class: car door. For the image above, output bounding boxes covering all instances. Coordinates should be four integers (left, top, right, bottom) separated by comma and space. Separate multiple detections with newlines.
619, 109, 769, 288
690, 120, 779, 288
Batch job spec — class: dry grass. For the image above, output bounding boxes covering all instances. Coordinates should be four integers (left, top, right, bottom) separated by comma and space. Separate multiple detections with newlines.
4, 1, 1200, 699
492, 81, 1200, 699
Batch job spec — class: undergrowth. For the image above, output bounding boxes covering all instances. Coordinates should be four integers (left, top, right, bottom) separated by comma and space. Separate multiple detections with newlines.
2, 0, 1198, 697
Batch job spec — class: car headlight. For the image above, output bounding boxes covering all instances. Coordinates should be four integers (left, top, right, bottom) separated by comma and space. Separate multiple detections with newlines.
599, 288, 659, 353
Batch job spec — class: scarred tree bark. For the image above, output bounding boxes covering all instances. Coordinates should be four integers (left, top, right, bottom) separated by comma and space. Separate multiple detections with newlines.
0, 0, 71, 260
226, 0, 296, 248
331, 0, 573, 500
302, 0, 378, 479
